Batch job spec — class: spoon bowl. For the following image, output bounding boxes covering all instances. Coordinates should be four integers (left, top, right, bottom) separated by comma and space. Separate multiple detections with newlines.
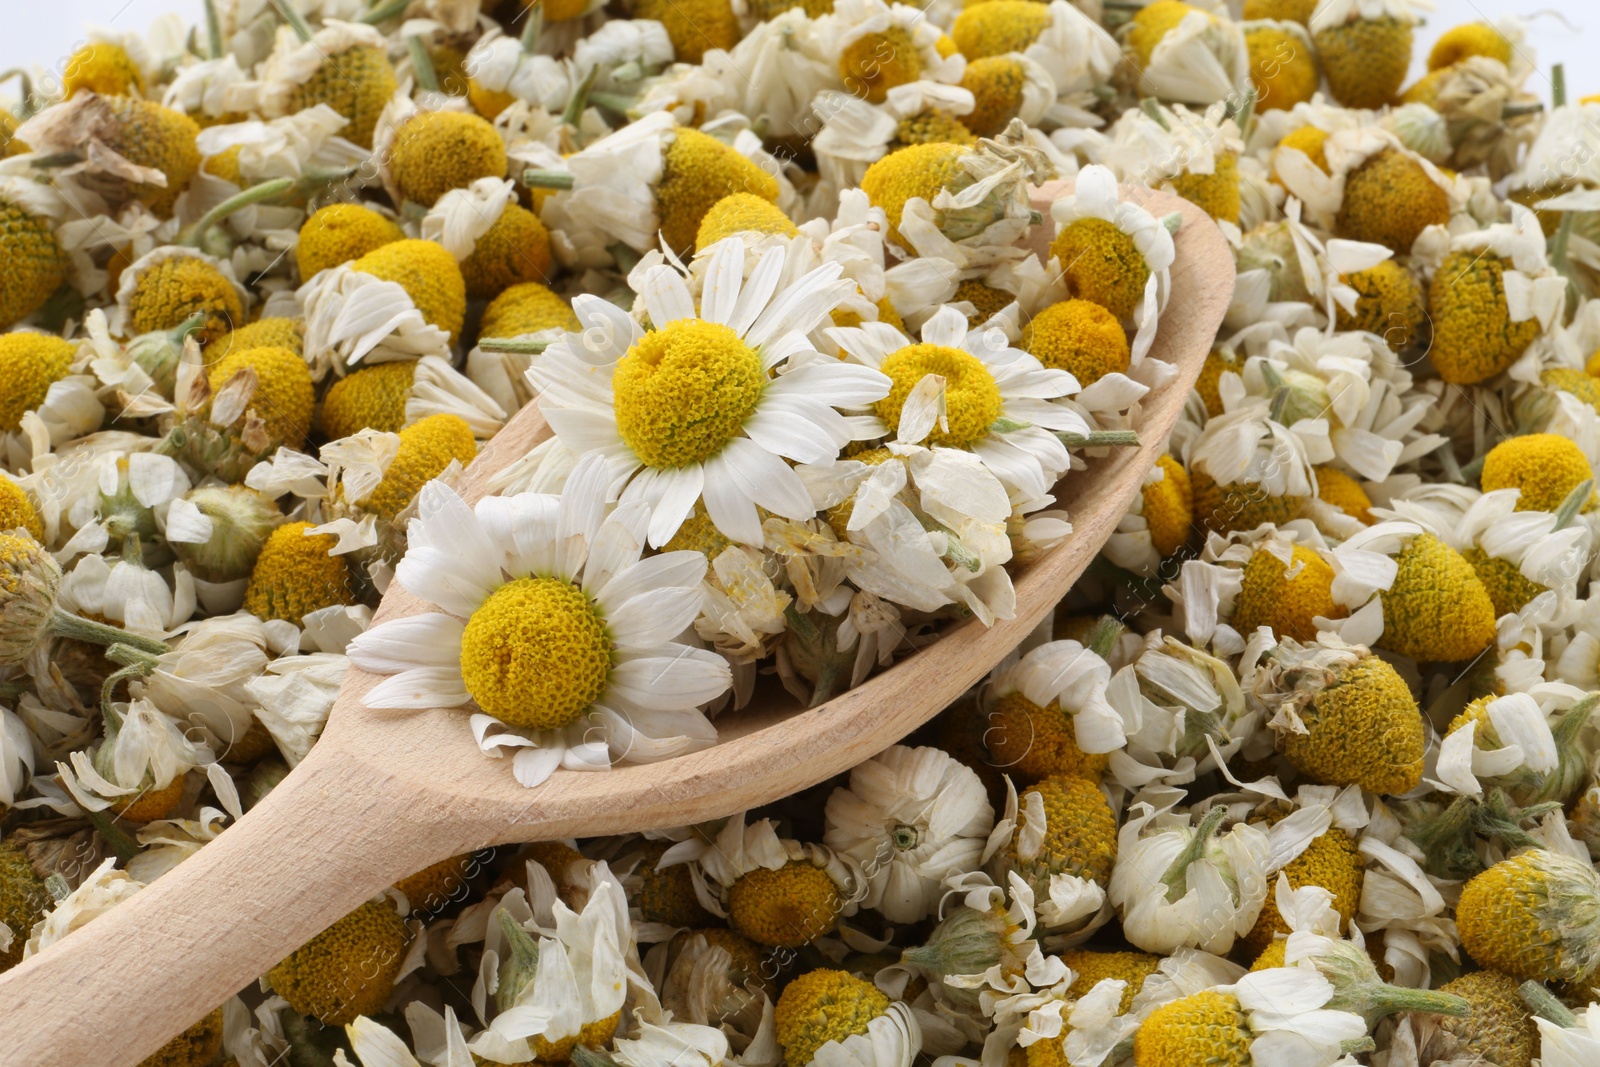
0, 181, 1233, 1066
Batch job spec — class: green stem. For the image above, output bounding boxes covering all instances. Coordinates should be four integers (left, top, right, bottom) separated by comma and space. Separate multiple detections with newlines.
522, 168, 576, 190
1520, 980, 1577, 1027
51, 607, 168, 657
588, 91, 636, 117
1228, 88, 1258, 135
1554, 479, 1593, 530
1139, 97, 1170, 131
477, 337, 552, 354
269, 0, 315, 43
1554, 63, 1568, 109
562, 62, 601, 128
1503, 101, 1545, 120
168, 312, 208, 347
1160, 806, 1227, 902
0, 69, 34, 116
99, 653, 159, 717
407, 36, 440, 94
1365, 985, 1468, 1020
1087, 616, 1125, 659
1057, 429, 1140, 448
1435, 440, 1465, 484
360, 0, 412, 23
181, 177, 296, 248
1161, 211, 1183, 234
85, 807, 139, 864
203, 0, 224, 59
43, 873, 71, 901
520, 5, 544, 52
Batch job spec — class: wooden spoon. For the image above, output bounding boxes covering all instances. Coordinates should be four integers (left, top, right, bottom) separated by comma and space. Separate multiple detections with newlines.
0, 182, 1232, 1066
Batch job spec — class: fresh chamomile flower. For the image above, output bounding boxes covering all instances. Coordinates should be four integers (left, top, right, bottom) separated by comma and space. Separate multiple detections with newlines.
1423, 207, 1568, 385
1247, 632, 1425, 794
420, 177, 553, 300
775, 969, 920, 1067
823, 744, 994, 922
1311, 0, 1432, 110
253, 20, 397, 149
0, 177, 70, 332
1456, 848, 1600, 983
1048, 164, 1175, 363
659, 812, 859, 948
981, 636, 1128, 782
524, 239, 886, 548
347, 452, 730, 788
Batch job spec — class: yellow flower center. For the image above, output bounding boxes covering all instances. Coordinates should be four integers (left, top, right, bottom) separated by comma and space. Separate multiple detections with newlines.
876, 343, 1002, 449
613, 320, 765, 469
458, 577, 613, 730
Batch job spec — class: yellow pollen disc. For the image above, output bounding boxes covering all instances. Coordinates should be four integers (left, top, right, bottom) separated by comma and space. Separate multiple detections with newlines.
1049, 218, 1150, 322
458, 577, 612, 730
612, 320, 765, 469
876, 343, 1002, 449
728, 863, 842, 948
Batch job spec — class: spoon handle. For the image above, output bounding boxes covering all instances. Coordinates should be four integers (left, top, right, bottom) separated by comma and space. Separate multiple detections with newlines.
0, 743, 478, 1067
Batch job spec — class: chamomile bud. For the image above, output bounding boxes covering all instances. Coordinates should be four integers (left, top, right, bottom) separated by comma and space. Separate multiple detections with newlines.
990, 775, 1118, 916
267, 897, 410, 1024
1380, 532, 1499, 662
775, 969, 906, 1067
1481, 435, 1596, 514
1312, 0, 1422, 110
1253, 636, 1425, 794
169, 485, 282, 585
0, 531, 61, 667
295, 204, 405, 282
634, 0, 739, 62
243, 522, 355, 627
0, 839, 48, 972
696, 193, 800, 248
348, 240, 468, 345
118, 248, 246, 345
951, 1, 1053, 58
0, 182, 70, 331
1457, 850, 1600, 984
385, 110, 508, 208
1334, 259, 1426, 351
1245, 21, 1318, 112
1336, 148, 1451, 255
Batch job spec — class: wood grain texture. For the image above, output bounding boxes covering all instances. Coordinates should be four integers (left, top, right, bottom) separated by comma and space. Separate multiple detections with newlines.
0, 182, 1233, 1066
